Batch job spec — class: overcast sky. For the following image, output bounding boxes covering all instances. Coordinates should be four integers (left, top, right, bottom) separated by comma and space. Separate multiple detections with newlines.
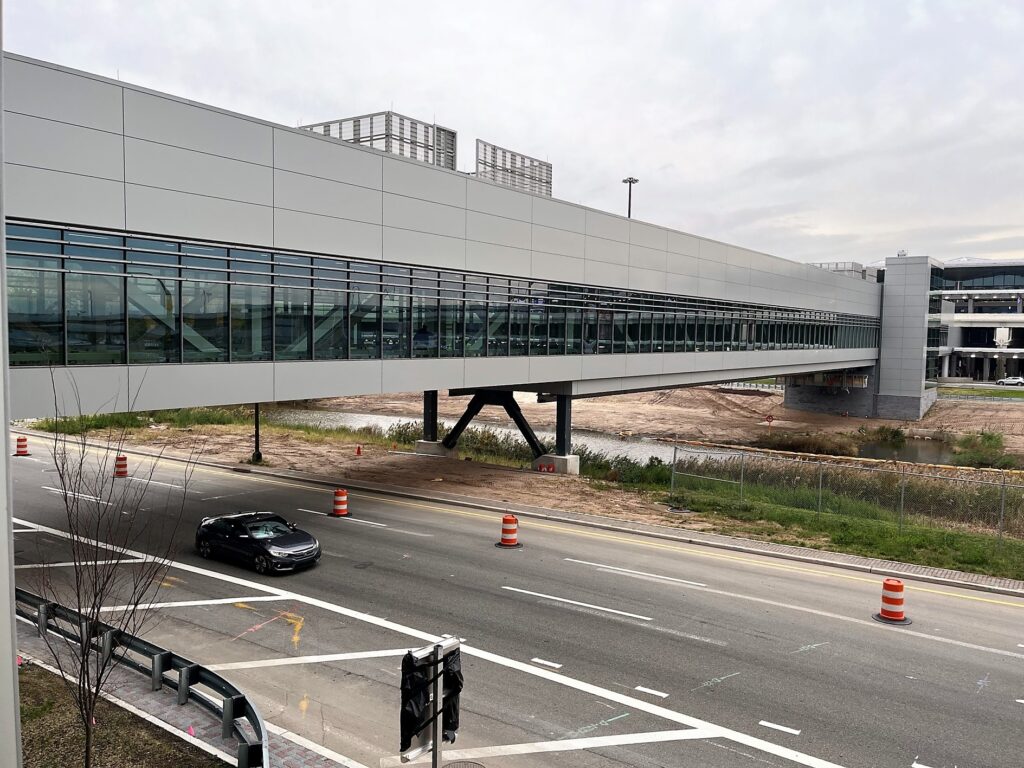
6, 0, 1023, 264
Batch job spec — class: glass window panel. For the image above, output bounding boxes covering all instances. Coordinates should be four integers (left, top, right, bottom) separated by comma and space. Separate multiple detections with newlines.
639, 312, 653, 353
412, 296, 439, 358
624, 312, 640, 353
382, 294, 411, 359
128, 276, 179, 363
275, 287, 312, 361
612, 312, 627, 354
582, 309, 598, 354
9, 255, 60, 270
67, 231, 123, 247
440, 300, 463, 358
181, 244, 227, 258
313, 289, 348, 360
350, 292, 381, 359
487, 304, 509, 356
7, 268, 63, 366
182, 281, 228, 362
653, 313, 665, 352
464, 302, 487, 357
7, 240, 61, 255
530, 306, 548, 355
66, 273, 125, 364
6, 224, 61, 240
231, 284, 272, 361
510, 305, 529, 356
566, 308, 582, 354
597, 311, 612, 354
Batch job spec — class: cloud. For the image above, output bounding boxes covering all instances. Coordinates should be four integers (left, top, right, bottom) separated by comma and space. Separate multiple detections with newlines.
5, 0, 1023, 265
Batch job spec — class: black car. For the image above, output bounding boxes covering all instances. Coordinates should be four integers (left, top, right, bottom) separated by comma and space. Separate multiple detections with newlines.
195, 512, 321, 574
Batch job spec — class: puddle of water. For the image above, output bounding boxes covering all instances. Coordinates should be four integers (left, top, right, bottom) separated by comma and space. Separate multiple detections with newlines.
266, 408, 679, 463
268, 409, 961, 466
857, 439, 958, 464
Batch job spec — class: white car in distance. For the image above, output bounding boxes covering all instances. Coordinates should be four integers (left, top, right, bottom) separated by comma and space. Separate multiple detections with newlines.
996, 376, 1024, 386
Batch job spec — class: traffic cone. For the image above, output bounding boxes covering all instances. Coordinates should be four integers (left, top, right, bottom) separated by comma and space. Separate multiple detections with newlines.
14, 436, 29, 457
355, 445, 363, 457
495, 515, 523, 549
331, 488, 349, 517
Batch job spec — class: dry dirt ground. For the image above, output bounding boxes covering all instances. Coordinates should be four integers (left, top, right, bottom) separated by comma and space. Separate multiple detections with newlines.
305, 387, 1024, 451
113, 387, 1024, 539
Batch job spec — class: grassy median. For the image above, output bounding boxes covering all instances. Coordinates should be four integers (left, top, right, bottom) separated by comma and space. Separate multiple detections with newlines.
19, 664, 224, 768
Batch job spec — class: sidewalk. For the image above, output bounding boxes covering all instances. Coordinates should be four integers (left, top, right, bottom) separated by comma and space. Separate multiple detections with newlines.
15, 619, 352, 768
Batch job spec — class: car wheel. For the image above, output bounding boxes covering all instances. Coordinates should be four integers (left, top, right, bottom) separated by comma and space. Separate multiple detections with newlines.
254, 555, 270, 575
197, 540, 212, 559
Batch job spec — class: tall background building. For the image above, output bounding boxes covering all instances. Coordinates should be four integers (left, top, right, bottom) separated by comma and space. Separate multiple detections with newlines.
475, 139, 552, 197
301, 111, 457, 170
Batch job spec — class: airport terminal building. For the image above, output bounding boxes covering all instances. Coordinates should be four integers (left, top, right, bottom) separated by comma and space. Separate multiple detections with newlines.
1, 52, 1002, 463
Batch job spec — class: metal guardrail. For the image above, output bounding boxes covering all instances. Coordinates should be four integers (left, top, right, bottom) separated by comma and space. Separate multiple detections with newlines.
15, 587, 270, 767
717, 381, 785, 392
937, 393, 1024, 403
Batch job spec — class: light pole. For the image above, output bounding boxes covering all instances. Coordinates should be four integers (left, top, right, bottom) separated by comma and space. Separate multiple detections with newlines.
622, 177, 638, 218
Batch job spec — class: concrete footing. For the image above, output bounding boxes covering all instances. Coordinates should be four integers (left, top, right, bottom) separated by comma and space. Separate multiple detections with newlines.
415, 440, 458, 458
531, 454, 580, 475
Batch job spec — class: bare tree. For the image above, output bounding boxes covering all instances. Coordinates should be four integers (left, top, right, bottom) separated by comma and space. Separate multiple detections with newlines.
27, 380, 202, 768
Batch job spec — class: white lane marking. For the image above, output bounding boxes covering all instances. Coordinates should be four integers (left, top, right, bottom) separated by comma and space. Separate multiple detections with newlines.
200, 491, 253, 501
565, 556, 1024, 661
389, 528, 433, 537
531, 658, 563, 669
1018, 644, 1024, 648
382, 728, 716, 765
566, 557, 707, 587
15, 559, 145, 570
264, 721, 371, 768
912, 759, 936, 768
760, 721, 801, 736
15, 516, 850, 768
12, 528, 39, 533
692, 672, 741, 692
501, 586, 653, 621
1016, 699, 1024, 704
41, 486, 110, 505
335, 516, 387, 528
206, 648, 412, 671
297, 507, 329, 516
125, 477, 185, 490
98, 596, 285, 612
635, 685, 669, 699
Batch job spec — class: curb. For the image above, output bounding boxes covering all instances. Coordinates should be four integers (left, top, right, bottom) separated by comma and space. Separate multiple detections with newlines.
14, 428, 1024, 600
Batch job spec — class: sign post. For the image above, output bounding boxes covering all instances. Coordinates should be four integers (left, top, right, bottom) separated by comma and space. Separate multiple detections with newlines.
400, 636, 462, 766
765, 414, 775, 433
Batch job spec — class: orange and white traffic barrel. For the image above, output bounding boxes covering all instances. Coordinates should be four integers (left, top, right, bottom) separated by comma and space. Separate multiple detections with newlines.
113, 455, 128, 478
495, 514, 523, 549
14, 436, 29, 457
872, 578, 911, 625
331, 488, 349, 517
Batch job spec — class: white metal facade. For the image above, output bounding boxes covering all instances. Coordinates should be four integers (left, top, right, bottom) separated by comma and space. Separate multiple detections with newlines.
2, 53, 881, 418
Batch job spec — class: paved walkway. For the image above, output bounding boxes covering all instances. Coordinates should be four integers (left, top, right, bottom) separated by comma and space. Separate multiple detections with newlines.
16, 619, 346, 767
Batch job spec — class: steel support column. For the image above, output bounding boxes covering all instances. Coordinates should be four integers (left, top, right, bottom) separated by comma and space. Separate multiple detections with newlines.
442, 391, 546, 459
555, 395, 572, 456
423, 391, 438, 442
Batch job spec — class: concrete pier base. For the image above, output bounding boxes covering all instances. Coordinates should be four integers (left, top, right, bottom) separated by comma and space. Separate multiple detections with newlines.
415, 440, 458, 458
532, 454, 579, 475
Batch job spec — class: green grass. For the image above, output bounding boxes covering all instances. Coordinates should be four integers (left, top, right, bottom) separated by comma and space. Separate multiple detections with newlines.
940, 386, 1024, 399
954, 431, 1017, 468
36, 407, 250, 434
751, 432, 859, 456
666, 485, 1024, 580
19, 664, 224, 768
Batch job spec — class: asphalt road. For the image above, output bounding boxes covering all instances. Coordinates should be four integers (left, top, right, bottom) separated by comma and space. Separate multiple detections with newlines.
10, 444, 1024, 768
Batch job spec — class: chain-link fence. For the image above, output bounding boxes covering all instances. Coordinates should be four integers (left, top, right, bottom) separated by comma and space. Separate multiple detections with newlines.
669, 443, 1024, 542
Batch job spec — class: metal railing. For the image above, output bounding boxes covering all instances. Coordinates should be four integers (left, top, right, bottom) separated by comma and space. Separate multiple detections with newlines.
15, 588, 270, 768
717, 381, 785, 392
669, 443, 1024, 546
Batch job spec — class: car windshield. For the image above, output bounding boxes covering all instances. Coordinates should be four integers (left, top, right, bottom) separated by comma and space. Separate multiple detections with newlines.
244, 520, 292, 539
